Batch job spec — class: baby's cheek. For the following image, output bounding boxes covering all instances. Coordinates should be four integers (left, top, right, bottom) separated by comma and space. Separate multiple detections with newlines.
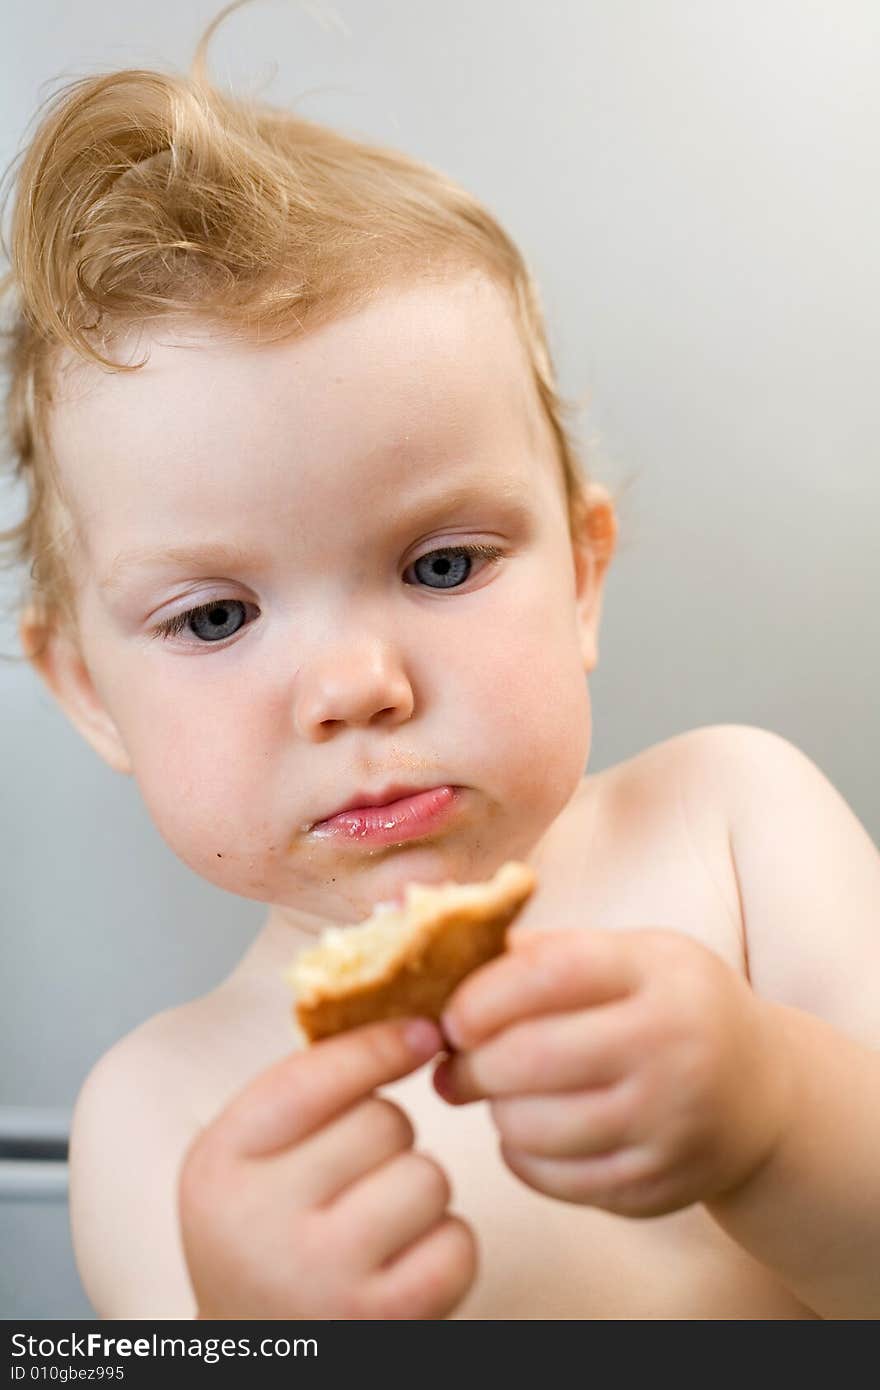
126, 721, 276, 894
486, 606, 592, 802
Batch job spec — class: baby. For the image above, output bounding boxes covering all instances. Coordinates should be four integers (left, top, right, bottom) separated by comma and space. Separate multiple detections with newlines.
3, 9, 878, 1320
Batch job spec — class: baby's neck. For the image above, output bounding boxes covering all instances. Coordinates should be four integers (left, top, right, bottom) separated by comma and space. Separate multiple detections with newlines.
225, 902, 329, 992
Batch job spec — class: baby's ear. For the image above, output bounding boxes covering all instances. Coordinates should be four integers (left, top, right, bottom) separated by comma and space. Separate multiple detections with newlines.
571, 482, 617, 674
19, 606, 133, 775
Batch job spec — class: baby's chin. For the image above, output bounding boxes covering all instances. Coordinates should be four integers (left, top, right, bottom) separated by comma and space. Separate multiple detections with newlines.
272, 840, 521, 927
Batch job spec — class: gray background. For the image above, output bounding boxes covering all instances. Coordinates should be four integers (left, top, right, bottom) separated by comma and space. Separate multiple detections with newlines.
1, 0, 877, 1317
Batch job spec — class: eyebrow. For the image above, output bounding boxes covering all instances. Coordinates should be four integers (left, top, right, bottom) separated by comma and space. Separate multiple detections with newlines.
99, 541, 262, 594
97, 479, 532, 594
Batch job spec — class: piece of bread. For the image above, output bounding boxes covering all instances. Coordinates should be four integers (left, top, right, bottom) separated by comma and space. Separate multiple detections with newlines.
286, 860, 537, 1043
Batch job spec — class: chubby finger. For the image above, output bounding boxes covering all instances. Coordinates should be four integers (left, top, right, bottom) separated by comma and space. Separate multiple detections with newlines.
326, 1149, 453, 1269
500, 1140, 654, 1206
433, 1002, 634, 1104
269, 1096, 415, 1207
488, 1078, 639, 1159
363, 1216, 478, 1320
441, 929, 640, 1051
217, 1017, 442, 1157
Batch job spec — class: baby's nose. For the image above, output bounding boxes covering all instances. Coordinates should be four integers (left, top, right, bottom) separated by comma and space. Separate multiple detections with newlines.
292, 638, 415, 739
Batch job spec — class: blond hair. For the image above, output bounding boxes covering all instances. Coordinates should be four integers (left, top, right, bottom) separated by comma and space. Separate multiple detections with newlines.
0, 0, 610, 661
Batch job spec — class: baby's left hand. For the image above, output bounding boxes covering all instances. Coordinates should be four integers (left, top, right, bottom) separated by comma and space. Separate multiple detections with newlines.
433, 928, 794, 1217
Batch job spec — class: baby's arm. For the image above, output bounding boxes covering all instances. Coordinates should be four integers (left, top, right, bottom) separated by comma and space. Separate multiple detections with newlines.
692, 725, 880, 1318
69, 1029, 199, 1318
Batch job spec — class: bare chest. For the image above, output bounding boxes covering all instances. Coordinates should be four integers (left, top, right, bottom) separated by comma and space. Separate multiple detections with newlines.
380, 1067, 814, 1318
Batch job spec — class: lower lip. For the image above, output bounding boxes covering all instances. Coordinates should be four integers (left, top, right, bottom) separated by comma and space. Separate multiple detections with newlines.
310, 786, 460, 846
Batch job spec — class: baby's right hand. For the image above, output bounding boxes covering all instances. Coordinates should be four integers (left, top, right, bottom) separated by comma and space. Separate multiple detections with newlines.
178, 1017, 476, 1319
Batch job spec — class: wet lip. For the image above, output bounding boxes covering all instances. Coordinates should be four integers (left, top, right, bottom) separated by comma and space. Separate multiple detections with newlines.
309, 785, 461, 846
312, 784, 443, 826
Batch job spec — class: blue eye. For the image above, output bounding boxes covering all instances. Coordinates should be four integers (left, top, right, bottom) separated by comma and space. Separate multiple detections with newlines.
151, 599, 251, 644
408, 543, 504, 590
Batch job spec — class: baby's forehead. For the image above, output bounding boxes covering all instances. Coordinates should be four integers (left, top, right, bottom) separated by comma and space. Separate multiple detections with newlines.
47, 275, 557, 554
51, 274, 539, 431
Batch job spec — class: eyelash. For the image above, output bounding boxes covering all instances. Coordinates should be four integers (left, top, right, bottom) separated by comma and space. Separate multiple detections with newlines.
148, 543, 505, 644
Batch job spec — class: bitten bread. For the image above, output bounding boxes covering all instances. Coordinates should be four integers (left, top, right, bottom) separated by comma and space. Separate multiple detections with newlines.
286, 860, 537, 1042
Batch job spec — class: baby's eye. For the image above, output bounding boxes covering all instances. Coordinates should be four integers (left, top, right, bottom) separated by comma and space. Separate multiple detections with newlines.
151, 599, 255, 644
406, 543, 504, 590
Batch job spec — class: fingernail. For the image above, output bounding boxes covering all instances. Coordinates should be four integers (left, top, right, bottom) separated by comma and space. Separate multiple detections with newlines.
432, 1059, 455, 1101
403, 1018, 441, 1058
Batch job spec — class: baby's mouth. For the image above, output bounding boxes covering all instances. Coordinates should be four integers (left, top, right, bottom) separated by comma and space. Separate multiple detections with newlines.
308, 786, 462, 846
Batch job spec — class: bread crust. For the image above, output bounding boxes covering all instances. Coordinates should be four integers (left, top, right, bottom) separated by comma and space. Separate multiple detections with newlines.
292, 861, 536, 1042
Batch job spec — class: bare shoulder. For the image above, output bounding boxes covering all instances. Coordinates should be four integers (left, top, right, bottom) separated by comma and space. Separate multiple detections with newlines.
585, 725, 746, 953
69, 977, 290, 1319
652, 723, 880, 1044
69, 1003, 209, 1319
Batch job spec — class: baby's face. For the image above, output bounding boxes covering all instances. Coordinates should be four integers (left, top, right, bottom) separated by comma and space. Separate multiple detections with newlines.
45, 273, 603, 923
